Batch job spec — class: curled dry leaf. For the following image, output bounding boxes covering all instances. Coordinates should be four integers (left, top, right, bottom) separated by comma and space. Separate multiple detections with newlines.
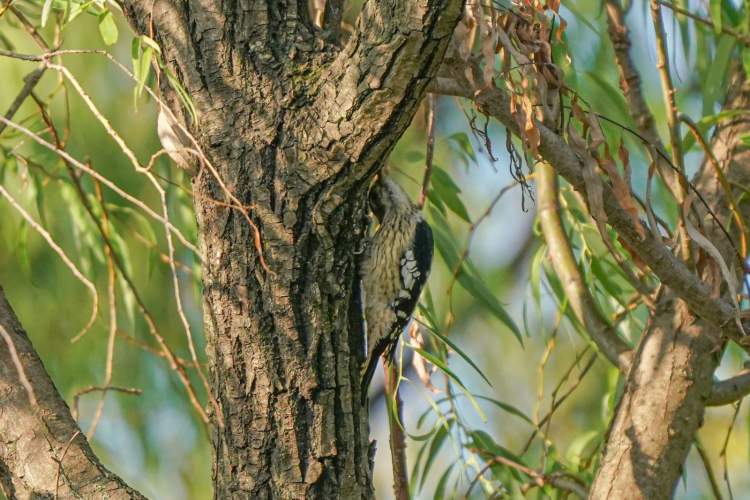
682, 194, 745, 335
598, 146, 645, 240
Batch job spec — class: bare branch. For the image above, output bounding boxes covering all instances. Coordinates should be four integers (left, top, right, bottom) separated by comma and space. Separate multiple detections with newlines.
384, 363, 408, 500
604, 0, 662, 148
649, 0, 691, 261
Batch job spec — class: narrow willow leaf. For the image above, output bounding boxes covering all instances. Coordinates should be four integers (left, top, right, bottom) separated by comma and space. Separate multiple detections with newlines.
430, 166, 471, 223
420, 420, 452, 491
434, 463, 455, 500
424, 324, 492, 386
447, 132, 477, 164
42, 0, 54, 27
710, 0, 722, 34
98, 11, 118, 45
474, 395, 533, 425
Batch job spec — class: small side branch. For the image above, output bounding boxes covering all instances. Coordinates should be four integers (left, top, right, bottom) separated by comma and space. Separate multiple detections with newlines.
384, 363, 409, 500
707, 368, 750, 406
0, 66, 45, 136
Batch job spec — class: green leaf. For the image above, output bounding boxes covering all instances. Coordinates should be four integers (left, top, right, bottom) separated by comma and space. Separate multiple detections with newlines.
424, 324, 492, 386
563, 0, 600, 36
41, 0, 54, 27
430, 166, 471, 223
412, 347, 487, 420
584, 72, 632, 127
710, 0, 722, 34
139, 35, 162, 53
703, 36, 735, 109
426, 189, 447, 216
429, 207, 521, 343
474, 396, 533, 425
404, 150, 423, 163
420, 420, 452, 491
447, 132, 477, 164
744, 48, 750, 79
17, 220, 32, 278
469, 430, 525, 482
566, 430, 601, 470
161, 63, 198, 123
413, 347, 465, 390
529, 243, 546, 308
434, 463, 455, 500
98, 11, 118, 45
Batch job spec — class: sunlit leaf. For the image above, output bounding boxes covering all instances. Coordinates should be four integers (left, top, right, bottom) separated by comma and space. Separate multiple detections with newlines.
98, 10, 118, 46
430, 166, 471, 223
423, 323, 492, 386
42, 0, 54, 27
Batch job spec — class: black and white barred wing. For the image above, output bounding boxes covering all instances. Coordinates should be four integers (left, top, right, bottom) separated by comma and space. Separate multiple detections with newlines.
388, 218, 434, 351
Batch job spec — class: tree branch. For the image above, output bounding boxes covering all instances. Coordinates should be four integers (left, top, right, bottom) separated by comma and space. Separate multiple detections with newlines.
707, 368, 750, 406
537, 162, 633, 371
429, 67, 743, 346
313, 0, 464, 177
0, 66, 44, 137
0, 285, 144, 499
604, 0, 662, 148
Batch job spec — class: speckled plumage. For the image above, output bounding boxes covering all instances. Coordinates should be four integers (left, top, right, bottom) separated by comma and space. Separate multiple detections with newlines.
360, 179, 433, 402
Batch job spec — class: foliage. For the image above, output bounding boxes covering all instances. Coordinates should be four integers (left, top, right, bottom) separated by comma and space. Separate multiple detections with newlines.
2, 0, 750, 498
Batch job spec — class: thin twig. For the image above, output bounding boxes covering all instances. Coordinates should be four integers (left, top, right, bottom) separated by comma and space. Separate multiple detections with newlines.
679, 113, 747, 262
54, 430, 80, 500
719, 401, 742, 500
465, 451, 588, 499
658, 1, 750, 46
71, 386, 142, 421
521, 352, 597, 454
85, 182, 118, 438
0, 185, 98, 339
418, 94, 436, 209
384, 362, 409, 500
649, 0, 691, 262
0, 116, 199, 255
694, 437, 724, 500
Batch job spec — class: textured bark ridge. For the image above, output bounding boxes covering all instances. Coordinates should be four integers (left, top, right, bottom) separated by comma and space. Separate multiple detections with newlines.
0, 287, 144, 499
119, 1, 463, 497
589, 67, 750, 499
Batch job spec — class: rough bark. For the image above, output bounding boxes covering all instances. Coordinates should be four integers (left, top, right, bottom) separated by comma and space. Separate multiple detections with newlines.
116, 1, 463, 498
430, 49, 750, 498
588, 67, 750, 499
0, 286, 144, 499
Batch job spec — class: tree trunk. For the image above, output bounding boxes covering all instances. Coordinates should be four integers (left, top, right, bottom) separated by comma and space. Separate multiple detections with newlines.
119, 1, 463, 497
589, 66, 750, 499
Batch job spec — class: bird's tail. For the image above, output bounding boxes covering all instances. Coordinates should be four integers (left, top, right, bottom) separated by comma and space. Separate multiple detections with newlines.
360, 355, 379, 405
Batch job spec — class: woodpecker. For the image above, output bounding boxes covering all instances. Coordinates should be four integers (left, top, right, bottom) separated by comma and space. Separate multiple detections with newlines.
360, 178, 434, 403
